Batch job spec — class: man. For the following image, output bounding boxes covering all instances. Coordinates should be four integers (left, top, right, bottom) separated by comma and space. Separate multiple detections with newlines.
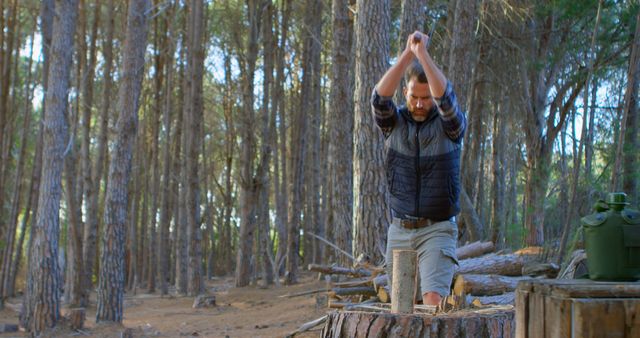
371, 31, 466, 306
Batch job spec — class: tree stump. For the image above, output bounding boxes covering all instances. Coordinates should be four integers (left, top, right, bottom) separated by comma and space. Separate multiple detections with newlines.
192, 295, 216, 308
66, 308, 86, 330
321, 306, 514, 337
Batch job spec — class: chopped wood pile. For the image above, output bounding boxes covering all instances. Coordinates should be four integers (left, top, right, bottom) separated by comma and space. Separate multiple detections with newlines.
288, 241, 562, 337
304, 241, 559, 310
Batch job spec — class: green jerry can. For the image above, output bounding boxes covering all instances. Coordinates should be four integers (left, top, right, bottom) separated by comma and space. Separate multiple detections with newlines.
581, 192, 640, 281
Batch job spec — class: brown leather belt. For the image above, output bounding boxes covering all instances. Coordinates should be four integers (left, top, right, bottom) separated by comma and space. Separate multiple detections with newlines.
394, 217, 436, 229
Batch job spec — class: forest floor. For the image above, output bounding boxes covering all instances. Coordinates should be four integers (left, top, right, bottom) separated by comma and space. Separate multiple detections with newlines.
0, 272, 328, 337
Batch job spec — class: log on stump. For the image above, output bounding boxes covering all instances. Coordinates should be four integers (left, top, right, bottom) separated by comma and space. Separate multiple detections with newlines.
456, 241, 495, 260
391, 250, 417, 314
457, 253, 537, 276
308, 264, 372, 277
321, 306, 515, 337
66, 308, 86, 330
453, 274, 531, 296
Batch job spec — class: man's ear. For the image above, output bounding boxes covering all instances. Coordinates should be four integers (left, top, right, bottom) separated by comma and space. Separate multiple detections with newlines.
403, 87, 407, 97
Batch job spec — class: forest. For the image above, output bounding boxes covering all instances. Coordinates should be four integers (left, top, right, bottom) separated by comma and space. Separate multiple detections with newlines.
0, 0, 638, 336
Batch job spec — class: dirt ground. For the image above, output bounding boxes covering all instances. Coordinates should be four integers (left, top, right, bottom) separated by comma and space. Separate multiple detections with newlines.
0, 272, 329, 338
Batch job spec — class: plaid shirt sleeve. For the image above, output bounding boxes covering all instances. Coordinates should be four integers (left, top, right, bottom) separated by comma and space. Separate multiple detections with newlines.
435, 82, 466, 143
371, 88, 397, 137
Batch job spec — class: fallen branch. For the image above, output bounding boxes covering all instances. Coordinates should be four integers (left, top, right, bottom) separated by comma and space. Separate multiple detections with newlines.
286, 315, 327, 338
308, 264, 371, 277
278, 288, 327, 298
308, 232, 355, 262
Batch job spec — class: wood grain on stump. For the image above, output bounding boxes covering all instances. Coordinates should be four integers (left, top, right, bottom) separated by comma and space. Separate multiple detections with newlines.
322, 306, 515, 337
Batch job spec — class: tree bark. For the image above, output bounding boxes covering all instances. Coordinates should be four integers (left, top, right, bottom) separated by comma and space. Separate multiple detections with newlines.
185, 0, 205, 296
235, 0, 260, 287
352, 0, 390, 264
22, 0, 78, 333
83, 0, 114, 302
394, 0, 426, 105
457, 253, 538, 276
322, 308, 515, 337
327, 0, 354, 267
456, 241, 495, 260
1, 27, 35, 300
96, 0, 150, 322
157, 0, 176, 295
453, 274, 531, 296
620, 10, 639, 197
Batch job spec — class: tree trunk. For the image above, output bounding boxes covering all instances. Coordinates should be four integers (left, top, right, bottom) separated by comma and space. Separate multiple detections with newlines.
1, 27, 35, 300
96, 0, 150, 322
352, 0, 390, 264
309, 0, 324, 266
621, 10, 640, 197
449, 0, 482, 242
185, 0, 205, 296
157, 0, 176, 295
490, 102, 507, 249
22, 0, 78, 333
83, 0, 114, 303
394, 0, 426, 105
256, 1, 275, 286
19, 0, 54, 321
327, 0, 354, 267
235, 0, 260, 287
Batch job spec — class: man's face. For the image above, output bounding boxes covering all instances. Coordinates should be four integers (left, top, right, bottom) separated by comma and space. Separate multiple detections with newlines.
403, 78, 433, 122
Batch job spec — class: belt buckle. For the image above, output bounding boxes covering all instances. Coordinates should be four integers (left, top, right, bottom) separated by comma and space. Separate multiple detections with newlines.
402, 216, 425, 229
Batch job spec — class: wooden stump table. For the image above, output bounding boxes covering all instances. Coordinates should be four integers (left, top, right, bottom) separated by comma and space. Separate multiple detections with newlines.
321, 305, 515, 337
516, 279, 640, 338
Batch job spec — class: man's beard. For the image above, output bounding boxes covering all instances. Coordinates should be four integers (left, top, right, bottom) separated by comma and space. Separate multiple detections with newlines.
411, 108, 428, 121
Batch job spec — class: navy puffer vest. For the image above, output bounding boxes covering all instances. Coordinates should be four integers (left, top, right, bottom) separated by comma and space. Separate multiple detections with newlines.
385, 107, 461, 220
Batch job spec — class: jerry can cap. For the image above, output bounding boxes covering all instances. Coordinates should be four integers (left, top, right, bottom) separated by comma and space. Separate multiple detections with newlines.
607, 192, 630, 205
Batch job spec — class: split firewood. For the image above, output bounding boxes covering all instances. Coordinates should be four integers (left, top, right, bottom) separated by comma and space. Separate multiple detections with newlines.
514, 246, 544, 255
522, 262, 560, 278
308, 264, 371, 277
467, 292, 515, 306
558, 249, 588, 279
377, 285, 390, 303
456, 252, 538, 276
453, 274, 531, 296
456, 241, 495, 260
329, 286, 377, 298
372, 274, 388, 289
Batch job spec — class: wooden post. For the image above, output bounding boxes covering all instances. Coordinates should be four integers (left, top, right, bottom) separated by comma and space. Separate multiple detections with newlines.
391, 249, 416, 314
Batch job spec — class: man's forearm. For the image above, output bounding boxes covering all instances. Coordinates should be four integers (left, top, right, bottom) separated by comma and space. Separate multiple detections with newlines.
375, 49, 414, 97
416, 52, 446, 98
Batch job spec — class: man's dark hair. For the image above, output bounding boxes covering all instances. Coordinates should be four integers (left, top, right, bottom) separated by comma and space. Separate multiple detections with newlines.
404, 60, 428, 84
